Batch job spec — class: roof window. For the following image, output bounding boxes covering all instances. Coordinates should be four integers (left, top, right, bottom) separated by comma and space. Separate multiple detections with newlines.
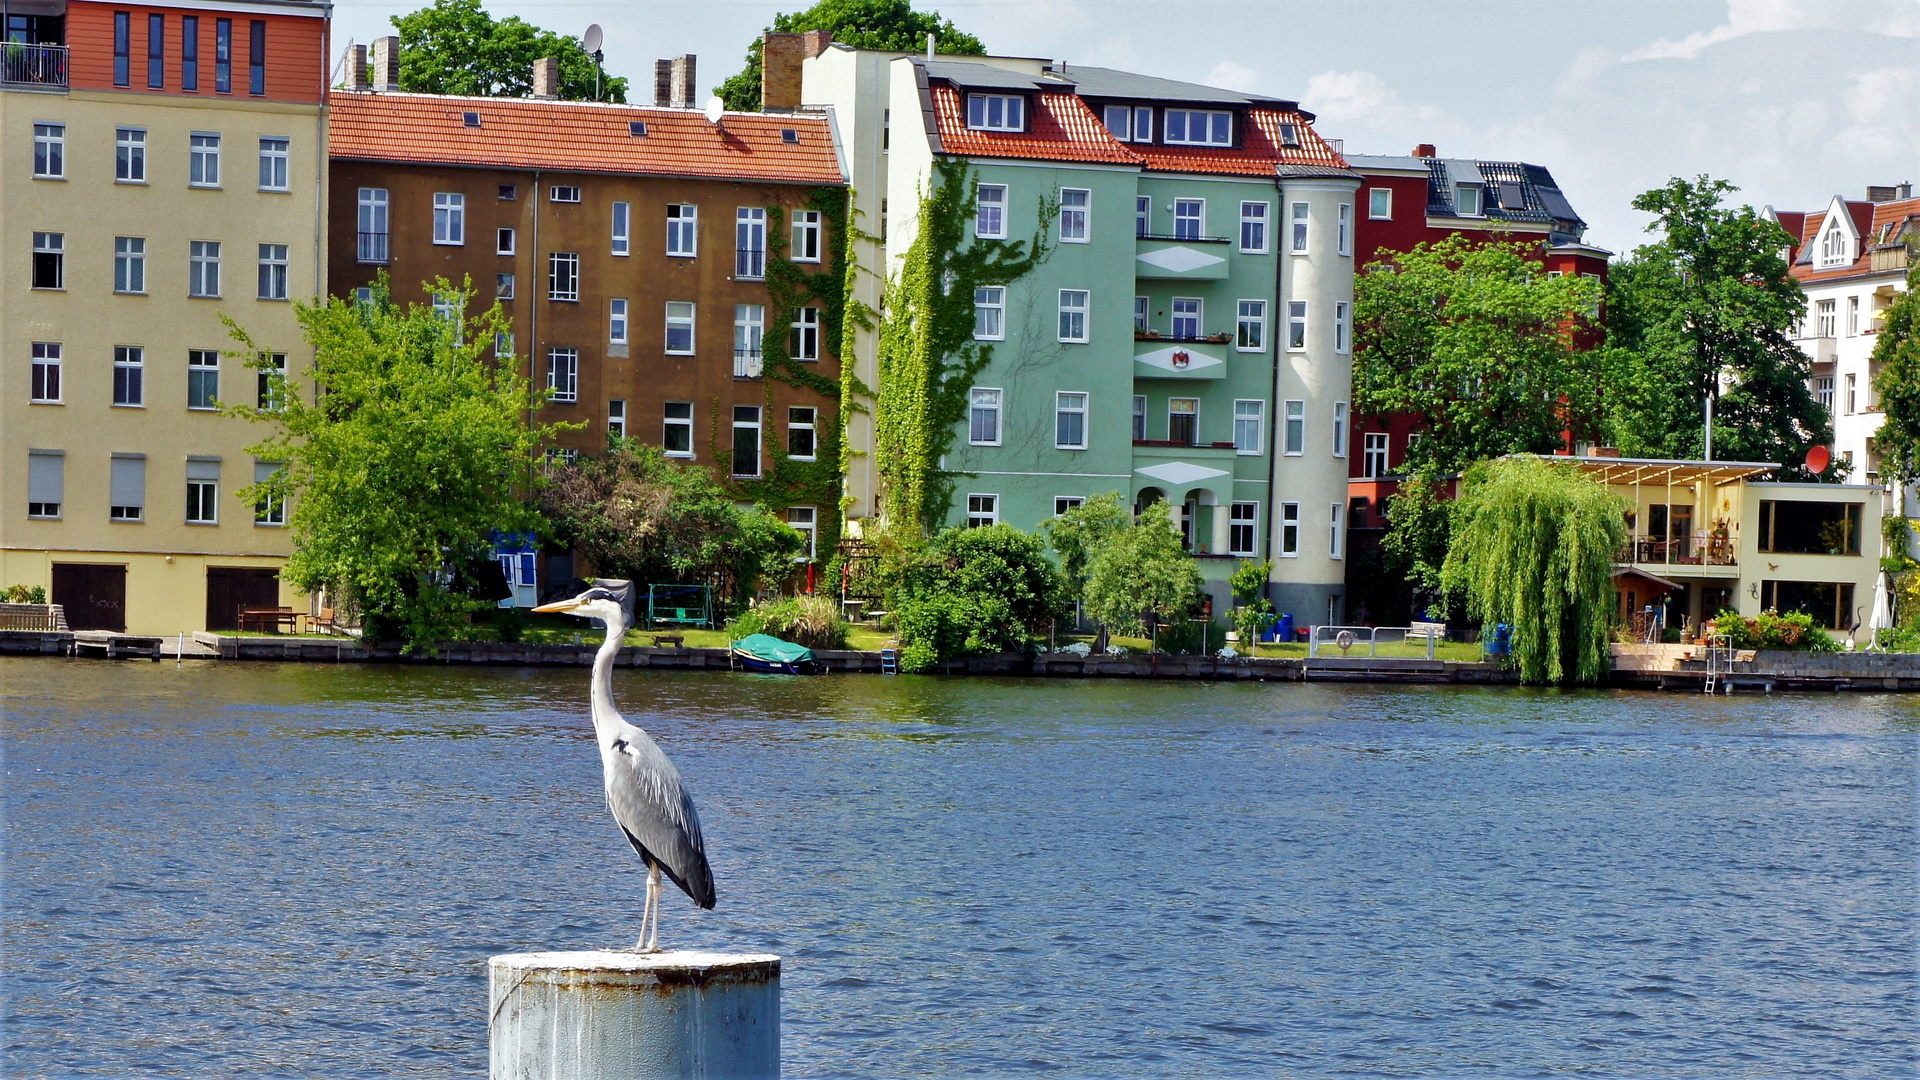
781, 128, 799, 144
965, 93, 1024, 132
629, 120, 648, 137
462, 111, 481, 128
1498, 181, 1525, 209
1277, 122, 1300, 148
1164, 109, 1231, 147
1454, 183, 1482, 217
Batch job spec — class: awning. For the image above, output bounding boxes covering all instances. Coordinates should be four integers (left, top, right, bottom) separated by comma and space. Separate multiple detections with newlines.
1612, 566, 1681, 594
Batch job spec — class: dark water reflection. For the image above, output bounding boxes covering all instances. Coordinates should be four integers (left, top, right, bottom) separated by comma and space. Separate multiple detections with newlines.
3, 659, 1916, 1077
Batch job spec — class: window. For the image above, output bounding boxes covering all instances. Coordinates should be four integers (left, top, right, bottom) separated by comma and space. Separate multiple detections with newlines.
1060, 188, 1090, 242
1337, 203, 1352, 256
1758, 500, 1862, 555
1055, 496, 1085, 516
1290, 202, 1309, 253
493, 329, 512, 357
1168, 397, 1198, 445
433, 192, 465, 245
182, 15, 198, 90
1058, 290, 1090, 343
189, 240, 220, 297
190, 133, 220, 186
214, 18, 231, 94
186, 458, 220, 524
496, 273, 514, 300
1056, 391, 1087, 449
258, 137, 288, 191
1288, 301, 1307, 350
1844, 373, 1856, 414
1136, 195, 1151, 238
1819, 226, 1849, 267
788, 506, 818, 560
663, 402, 694, 457
1229, 503, 1257, 556
30, 343, 61, 403
1132, 395, 1147, 441
1455, 184, 1482, 217
1369, 186, 1392, 220
665, 302, 695, 354
1363, 432, 1388, 477
792, 210, 822, 262
736, 207, 766, 279
248, 20, 264, 95
1334, 301, 1351, 354
115, 12, 130, 86
256, 352, 285, 410
116, 127, 146, 182
734, 304, 765, 378
974, 287, 1005, 340
548, 252, 579, 301
731, 405, 762, 477
667, 203, 697, 256
433, 291, 462, 331
1174, 198, 1204, 241
32, 123, 64, 179
1233, 400, 1263, 454
1171, 297, 1202, 340
1240, 201, 1268, 253
188, 349, 220, 408
547, 348, 577, 402
1236, 300, 1266, 351
257, 244, 288, 300
254, 461, 284, 525
1103, 104, 1131, 139
1132, 107, 1153, 142
1283, 399, 1304, 455
1758, 580, 1855, 630
114, 346, 145, 406
147, 13, 163, 88
485, 227, 512, 257
1279, 502, 1299, 557
1134, 296, 1150, 333
28, 451, 63, 519
966, 494, 999, 528
788, 406, 817, 459
976, 184, 1007, 239
31, 232, 62, 290
1164, 109, 1231, 146
115, 236, 146, 294
498, 184, 516, 201
1847, 295, 1859, 336
1329, 503, 1343, 559
109, 454, 144, 521
1816, 299, 1835, 337
607, 399, 626, 439
969, 388, 1002, 445
608, 298, 628, 344
1332, 401, 1348, 457
1815, 376, 1835, 410
965, 94, 1024, 131
358, 188, 389, 263
550, 184, 580, 204
791, 307, 820, 360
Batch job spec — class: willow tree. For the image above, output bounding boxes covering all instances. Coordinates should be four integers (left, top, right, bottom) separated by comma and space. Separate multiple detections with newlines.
1440, 456, 1626, 684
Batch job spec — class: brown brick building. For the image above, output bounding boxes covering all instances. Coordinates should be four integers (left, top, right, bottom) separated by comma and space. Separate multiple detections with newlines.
326, 86, 848, 571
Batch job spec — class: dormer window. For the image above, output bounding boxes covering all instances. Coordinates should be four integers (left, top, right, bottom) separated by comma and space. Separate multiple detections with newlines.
1818, 225, 1850, 267
1455, 183, 1482, 217
966, 93, 1025, 132
1277, 122, 1300, 148
1164, 109, 1231, 146
1103, 104, 1154, 142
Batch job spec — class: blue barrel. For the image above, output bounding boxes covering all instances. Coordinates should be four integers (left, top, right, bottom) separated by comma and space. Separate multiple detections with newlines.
1489, 623, 1513, 656
1275, 613, 1294, 643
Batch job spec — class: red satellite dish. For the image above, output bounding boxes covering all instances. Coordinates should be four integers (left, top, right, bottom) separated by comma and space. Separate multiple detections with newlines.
1807, 444, 1831, 474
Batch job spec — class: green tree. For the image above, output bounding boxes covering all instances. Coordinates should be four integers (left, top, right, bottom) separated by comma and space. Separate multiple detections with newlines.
1603, 176, 1830, 475
1083, 503, 1205, 638
230, 275, 567, 650
1040, 491, 1129, 599
390, 0, 628, 102
1381, 467, 1453, 598
1440, 456, 1627, 685
1870, 260, 1920, 488
1229, 559, 1274, 654
1352, 234, 1603, 473
889, 523, 1066, 671
716, 0, 984, 111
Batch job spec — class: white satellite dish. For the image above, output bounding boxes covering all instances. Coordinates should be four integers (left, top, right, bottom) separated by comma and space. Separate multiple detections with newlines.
581, 23, 603, 54
703, 95, 725, 124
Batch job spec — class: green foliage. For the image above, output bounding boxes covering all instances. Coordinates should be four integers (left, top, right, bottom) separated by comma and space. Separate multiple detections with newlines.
1381, 467, 1454, 596
5, 584, 48, 605
726, 593, 850, 650
1602, 176, 1830, 476
229, 274, 565, 652
717, 0, 984, 111
1229, 560, 1274, 649
1352, 235, 1602, 473
888, 523, 1067, 671
1870, 260, 1920, 484
1083, 503, 1206, 638
389, 0, 628, 101
534, 440, 803, 612
1040, 491, 1129, 598
1709, 608, 1840, 652
1440, 456, 1627, 685
875, 158, 1055, 535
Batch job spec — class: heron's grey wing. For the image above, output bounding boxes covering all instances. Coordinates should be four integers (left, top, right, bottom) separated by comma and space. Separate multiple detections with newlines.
605, 729, 716, 909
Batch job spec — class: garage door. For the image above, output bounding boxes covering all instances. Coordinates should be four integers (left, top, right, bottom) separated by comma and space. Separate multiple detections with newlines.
52, 564, 127, 631
205, 567, 282, 631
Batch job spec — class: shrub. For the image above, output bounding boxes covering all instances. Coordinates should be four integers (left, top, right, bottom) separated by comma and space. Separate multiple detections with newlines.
5, 584, 48, 605
1710, 609, 1841, 652
888, 524, 1067, 672
1083, 502, 1205, 638
726, 594, 849, 650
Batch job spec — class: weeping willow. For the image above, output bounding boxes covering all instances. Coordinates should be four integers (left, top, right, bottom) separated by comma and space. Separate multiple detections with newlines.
1441, 456, 1627, 684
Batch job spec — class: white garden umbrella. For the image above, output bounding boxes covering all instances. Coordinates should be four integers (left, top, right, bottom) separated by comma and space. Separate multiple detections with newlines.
1869, 572, 1893, 650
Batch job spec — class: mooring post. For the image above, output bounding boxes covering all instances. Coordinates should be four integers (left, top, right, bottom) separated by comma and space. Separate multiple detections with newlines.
489, 950, 780, 1080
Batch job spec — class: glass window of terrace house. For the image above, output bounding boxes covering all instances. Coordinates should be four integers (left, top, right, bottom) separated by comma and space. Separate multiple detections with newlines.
1758, 500, 1862, 555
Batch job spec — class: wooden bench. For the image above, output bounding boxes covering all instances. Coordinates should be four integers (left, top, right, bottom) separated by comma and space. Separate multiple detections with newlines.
650, 634, 685, 649
1406, 621, 1448, 643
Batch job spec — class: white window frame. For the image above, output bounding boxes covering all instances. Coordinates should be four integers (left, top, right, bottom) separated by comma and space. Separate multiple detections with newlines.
115, 236, 147, 294
33, 122, 65, 178
32, 231, 63, 290
1163, 108, 1231, 146
1368, 186, 1392, 220
30, 342, 62, 403
1283, 399, 1305, 456
255, 461, 286, 526
731, 404, 762, 478
550, 184, 582, 204
976, 184, 1007, 240
496, 273, 514, 300
1134, 295, 1150, 333
1334, 301, 1351, 355
1288, 300, 1307, 351
1132, 395, 1146, 441
788, 505, 818, 560
1239, 201, 1269, 253
791, 306, 821, 360
189, 132, 220, 187
1172, 297, 1202, 340
109, 454, 143, 521
792, 209, 822, 263
608, 398, 626, 439
974, 286, 1006, 341
965, 94, 1025, 131
667, 203, 697, 257
256, 243, 289, 300
549, 251, 580, 302
114, 345, 144, 407
257, 136, 289, 192
358, 188, 390, 263
1058, 289, 1090, 343
496, 228, 515, 255
736, 206, 767, 280
663, 401, 694, 457
256, 352, 287, 411
185, 466, 220, 525
1279, 502, 1300, 557
1816, 299, 1836, 338
1168, 397, 1199, 444
1173, 198, 1205, 241
1233, 399, 1264, 455
1845, 373, 1856, 414
189, 240, 221, 298
1337, 203, 1352, 256
966, 493, 1000, 527
1455, 184, 1482, 217
665, 301, 695, 354
969, 387, 1002, 446
734, 304, 765, 377
1846, 295, 1859, 337
433, 192, 465, 245
1136, 195, 1151, 237
1329, 503, 1343, 559
1332, 401, 1349, 457
1132, 107, 1153, 143
1229, 502, 1258, 557
1363, 432, 1388, 478
1103, 104, 1131, 140
116, 127, 146, 183
1059, 188, 1090, 243
788, 406, 817, 461
609, 298, 629, 345
27, 450, 63, 519
547, 347, 578, 403
611, 201, 630, 256
1236, 300, 1266, 352
1055, 495, 1085, 516
1290, 201, 1310, 253
1055, 391, 1088, 450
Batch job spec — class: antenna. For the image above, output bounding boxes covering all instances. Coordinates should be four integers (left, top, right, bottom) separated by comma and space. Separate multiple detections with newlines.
703, 95, 724, 126
581, 23, 604, 100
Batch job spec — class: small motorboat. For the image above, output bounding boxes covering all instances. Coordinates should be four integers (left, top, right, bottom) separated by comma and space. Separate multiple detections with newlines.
730, 633, 822, 674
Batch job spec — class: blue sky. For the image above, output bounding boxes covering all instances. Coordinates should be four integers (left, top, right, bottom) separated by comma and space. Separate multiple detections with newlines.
330, 0, 1920, 256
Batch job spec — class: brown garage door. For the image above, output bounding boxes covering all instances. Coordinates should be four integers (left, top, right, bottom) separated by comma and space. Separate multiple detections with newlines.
206, 567, 282, 631
52, 564, 127, 631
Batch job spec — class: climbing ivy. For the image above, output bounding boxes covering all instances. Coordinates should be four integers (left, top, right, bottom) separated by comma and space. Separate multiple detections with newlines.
874, 157, 1055, 537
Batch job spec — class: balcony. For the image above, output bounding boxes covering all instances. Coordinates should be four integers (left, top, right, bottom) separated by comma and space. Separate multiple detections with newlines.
1793, 335, 1836, 365
734, 348, 762, 379
1134, 337, 1227, 379
1617, 535, 1739, 578
1131, 440, 1239, 496
357, 232, 389, 265
1869, 243, 1911, 274
1135, 236, 1231, 280
1, 43, 69, 89
735, 248, 765, 280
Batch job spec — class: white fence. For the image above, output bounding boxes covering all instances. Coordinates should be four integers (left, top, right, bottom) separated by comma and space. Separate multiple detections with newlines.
1306, 624, 1439, 660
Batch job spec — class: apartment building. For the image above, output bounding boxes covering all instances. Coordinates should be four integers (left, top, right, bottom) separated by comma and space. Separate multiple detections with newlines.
2, 0, 328, 634
326, 53, 846, 586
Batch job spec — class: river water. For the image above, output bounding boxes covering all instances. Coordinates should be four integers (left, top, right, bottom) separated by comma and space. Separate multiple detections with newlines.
2, 659, 1915, 1077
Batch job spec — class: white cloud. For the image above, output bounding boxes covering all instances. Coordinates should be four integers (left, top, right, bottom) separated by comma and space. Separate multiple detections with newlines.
1204, 60, 1263, 94
1628, 0, 1918, 61
1302, 70, 1436, 126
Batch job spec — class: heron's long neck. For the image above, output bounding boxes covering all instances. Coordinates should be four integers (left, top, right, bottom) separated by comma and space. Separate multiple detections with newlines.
589, 611, 627, 740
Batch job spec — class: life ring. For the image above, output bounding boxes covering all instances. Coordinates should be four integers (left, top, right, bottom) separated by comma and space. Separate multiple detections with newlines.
1335, 629, 1355, 653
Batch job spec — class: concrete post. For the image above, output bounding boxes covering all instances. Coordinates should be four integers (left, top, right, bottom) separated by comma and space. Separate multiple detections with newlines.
489, 950, 780, 1080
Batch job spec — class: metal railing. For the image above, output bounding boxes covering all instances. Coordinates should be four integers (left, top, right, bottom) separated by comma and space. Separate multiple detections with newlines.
1, 43, 69, 88
733, 348, 762, 379
357, 231, 389, 264
735, 247, 765, 280
1307, 624, 1438, 660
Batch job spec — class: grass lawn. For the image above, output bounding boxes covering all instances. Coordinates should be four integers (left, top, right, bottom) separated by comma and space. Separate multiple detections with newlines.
514, 615, 896, 652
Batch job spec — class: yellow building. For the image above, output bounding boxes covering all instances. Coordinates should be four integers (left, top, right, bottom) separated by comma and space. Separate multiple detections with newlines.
2, 0, 328, 634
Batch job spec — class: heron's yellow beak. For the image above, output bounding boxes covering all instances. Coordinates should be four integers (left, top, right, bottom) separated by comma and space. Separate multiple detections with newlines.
533, 598, 582, 613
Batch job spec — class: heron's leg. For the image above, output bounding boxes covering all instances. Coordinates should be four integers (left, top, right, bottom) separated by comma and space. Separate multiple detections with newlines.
637, 866, 657, 951
645, 865, 662, 952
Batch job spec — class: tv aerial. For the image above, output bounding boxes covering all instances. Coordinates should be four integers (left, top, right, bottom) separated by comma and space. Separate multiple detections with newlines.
581, 23, 604, 100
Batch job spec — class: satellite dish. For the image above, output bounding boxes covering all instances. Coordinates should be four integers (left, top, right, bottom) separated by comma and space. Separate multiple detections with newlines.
1807, 444, 1831, 475
581, 23, 603, 54
703, 95, 725, 124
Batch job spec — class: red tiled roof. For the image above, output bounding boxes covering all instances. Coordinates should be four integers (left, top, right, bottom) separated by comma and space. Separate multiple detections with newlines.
1789, 197, 1920, 282
1130, 107, 1349, 176
928, 85, 1142, 164
1772, 210, 1806, 259
328, 91, 844, 185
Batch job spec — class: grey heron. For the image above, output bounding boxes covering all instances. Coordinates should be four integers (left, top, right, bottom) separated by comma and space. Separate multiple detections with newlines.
533, 579, 715, 952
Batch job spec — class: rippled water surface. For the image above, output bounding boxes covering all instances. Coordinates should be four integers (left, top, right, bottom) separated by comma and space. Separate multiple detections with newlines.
3, 658, 1917, 1077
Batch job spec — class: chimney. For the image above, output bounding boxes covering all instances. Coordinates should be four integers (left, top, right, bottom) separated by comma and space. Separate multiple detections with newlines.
802, 29, 832, 58
370, 36, 400, 92
761, 32, 805, 112
1412, 143, 1436, 158
669, 54, 696, 109
346, 43, 368, 91
655, 59, 672, 107
1867, 182, 1913, 203
531, 57, 559, 99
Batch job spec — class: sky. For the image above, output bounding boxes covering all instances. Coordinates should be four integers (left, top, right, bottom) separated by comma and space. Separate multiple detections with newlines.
330, 0, 1920, 257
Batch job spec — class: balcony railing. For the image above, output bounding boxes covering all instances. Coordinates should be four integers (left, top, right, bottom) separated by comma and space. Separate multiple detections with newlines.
1621, 536, 1737, 568
1134, 438, 1236, 450
734, 348, 763, 379
357, 232, 389, 265
1, 43, 69, 88
735, 247, 765, 280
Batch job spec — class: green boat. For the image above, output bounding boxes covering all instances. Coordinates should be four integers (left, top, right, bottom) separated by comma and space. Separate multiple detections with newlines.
729, 633, 822, 674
